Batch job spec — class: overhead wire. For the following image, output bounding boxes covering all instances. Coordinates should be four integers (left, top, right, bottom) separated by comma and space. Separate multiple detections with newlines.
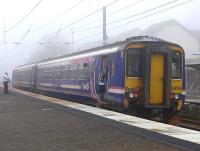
12, 0, 121, 46
73, 25, 102, 33
6, 0, 43, 32
47, 7, 103, 43
69, 0, 180, 34
12, 0, 194, 46
107, 0, 144, 17
39, 0, 86, 29
75, 31, 102, 42
106, 0, 180, 26
53, 24, 102, 44
105, 0, 121, 7
60, 8, 102, 31
60, 0, 121, 31
71, 0, 143, 33
72, 17, 102, 31
74, 0, 194, 44
107, 0, 195, 32
15, 26, 32, 47
48, 0, 121, 44
12, 0, 86, 47
18, 0, 86, 46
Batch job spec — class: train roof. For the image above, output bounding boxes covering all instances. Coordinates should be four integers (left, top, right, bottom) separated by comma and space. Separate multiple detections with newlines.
15, 63, 36, 70
45, 36, 168, 60
38, 36, 180, 61
15, 36, 182, 68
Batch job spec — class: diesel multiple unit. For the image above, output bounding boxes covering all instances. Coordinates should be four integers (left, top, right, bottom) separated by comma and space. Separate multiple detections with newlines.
13, 36, 185, 122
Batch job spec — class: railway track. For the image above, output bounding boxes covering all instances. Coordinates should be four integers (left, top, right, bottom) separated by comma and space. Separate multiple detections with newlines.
179, 100, 200, 131
180, 117, 200, 131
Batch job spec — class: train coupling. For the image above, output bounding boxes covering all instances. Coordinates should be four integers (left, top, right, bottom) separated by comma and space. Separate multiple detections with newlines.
150, 109, 164, 122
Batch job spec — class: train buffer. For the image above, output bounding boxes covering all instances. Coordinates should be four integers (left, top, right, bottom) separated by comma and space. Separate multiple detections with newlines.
0, 87, 200, 151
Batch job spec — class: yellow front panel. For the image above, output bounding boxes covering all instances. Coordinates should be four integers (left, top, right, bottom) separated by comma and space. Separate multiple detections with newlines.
171, 79, 182, 94
124, 77, 142, 109
125, 77, 142, 90
150, 54, 164, 104
171, 79, 182, 111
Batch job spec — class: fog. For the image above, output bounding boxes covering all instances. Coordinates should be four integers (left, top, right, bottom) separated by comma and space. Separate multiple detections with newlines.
0, 0, 199, 80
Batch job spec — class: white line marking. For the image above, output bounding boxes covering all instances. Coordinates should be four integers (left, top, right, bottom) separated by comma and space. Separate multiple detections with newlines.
60, 84, 81, 89
39, 83, 53, 87
108, 88, 124, 94
41, 108, 54, 111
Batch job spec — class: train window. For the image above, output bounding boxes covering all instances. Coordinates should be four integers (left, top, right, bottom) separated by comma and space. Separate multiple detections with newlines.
74, 64, 78, 70
78, 63, 83, 69
71, 64, 74, 70
69, 70, 77, 80
60, 65, 65, 71
111, 61, 115, 77
104, 60, 114, 77
55, 70, 61, 79
50, 72, 54, 79
76, 66, 89, 80
65, 64, 69, 70
55, 66, 60, 71
69, 64, 72, 70
126, 49, 142, 77
172, 52, 182, 79
83, 63, 88, 68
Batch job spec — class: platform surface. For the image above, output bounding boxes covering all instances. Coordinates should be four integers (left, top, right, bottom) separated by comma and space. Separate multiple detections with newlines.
0, 87, 198, 151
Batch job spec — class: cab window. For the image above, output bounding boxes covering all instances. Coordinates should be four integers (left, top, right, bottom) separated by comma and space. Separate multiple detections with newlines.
171, 52, 182, 79
126, 49, 142, 77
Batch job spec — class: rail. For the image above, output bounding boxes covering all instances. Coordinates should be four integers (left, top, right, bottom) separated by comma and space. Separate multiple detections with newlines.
180, 99, 200, 131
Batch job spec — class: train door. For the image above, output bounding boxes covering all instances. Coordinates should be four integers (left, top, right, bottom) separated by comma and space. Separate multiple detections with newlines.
143, 46, 170, 107
30, 65, 37, 90
103, 57, 111, 98
30, 66, 34, 89
149, 53, 164, 104
98, 56, 111, 101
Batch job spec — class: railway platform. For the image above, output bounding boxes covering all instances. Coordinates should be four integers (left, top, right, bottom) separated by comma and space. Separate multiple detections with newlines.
0, 87, 199, 151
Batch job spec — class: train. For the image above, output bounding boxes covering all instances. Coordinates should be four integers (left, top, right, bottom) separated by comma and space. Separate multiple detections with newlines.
12, 36, 185, 122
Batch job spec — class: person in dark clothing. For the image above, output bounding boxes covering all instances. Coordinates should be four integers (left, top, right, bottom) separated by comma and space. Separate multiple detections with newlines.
3, 72, 10, 94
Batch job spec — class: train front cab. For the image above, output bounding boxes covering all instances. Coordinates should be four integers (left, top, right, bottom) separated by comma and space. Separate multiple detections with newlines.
124, 43, 184, 122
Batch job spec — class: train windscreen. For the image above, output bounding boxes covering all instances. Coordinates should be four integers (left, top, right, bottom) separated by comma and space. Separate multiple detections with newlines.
126, 49, 142, 77
171, 51, 182, 79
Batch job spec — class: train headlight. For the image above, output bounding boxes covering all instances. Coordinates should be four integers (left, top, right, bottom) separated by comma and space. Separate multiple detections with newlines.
174, 94, 179, 100
170, 93, 181, 101
126, 87, 140, 99
129, 92, 134, 98
134, 93, 139, 98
